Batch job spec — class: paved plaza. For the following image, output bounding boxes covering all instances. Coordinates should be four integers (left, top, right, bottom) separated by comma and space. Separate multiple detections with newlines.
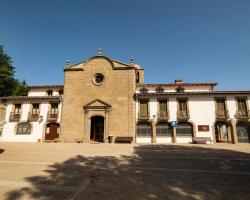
0, 143, 249, 200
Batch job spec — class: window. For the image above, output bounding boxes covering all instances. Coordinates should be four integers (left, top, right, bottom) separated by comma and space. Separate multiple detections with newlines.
14, 104, 21, 114
136, 72, 140, 83
16, 122, 31, 134
139, 100, 148, 118
178, 99, 187, 112
158, 100, 168, 118
136, 123, 152, 137
237, 98, 247, 111
176, 123, 193, 137
50, 103, 58, 114
32, 104, 40, 114
216, 98, 226, 115
59, 90, 64, 95
155, 87, 164, 93
93, 73, 104, 85
47, 90, 53, 96
156, 123, 172, 136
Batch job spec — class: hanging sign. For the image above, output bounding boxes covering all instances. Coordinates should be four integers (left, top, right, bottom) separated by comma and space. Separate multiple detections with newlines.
170, 121, 177, 127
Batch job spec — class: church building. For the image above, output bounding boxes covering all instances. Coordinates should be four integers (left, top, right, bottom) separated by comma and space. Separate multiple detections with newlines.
0, 50, 250, 144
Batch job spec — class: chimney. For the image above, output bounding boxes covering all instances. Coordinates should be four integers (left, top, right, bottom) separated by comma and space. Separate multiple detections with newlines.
175, 79, 183, 84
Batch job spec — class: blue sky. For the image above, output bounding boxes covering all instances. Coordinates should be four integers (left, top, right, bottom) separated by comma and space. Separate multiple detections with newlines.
0, 0, 250, 90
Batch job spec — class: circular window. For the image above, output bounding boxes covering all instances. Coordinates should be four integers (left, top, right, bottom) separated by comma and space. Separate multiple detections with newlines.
93, 73, 104, 85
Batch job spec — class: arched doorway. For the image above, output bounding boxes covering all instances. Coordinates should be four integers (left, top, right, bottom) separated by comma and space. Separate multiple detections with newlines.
45, 123, 60, 140
214, 122, 232, 143
236, 122, 250, 143
90, 116, 104, 142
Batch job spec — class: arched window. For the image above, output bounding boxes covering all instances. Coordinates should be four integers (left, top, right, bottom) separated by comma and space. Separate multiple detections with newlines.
155, 87, 164, 93
136, 123, 152, 137
156, 123, 172, 136
16, 122, 32, 134
140, 88, 148, 94
176, 122, 193, 137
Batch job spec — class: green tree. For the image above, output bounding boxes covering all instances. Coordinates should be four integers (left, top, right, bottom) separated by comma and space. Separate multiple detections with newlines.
0, 45, 28, 97
12, 80, 28, 96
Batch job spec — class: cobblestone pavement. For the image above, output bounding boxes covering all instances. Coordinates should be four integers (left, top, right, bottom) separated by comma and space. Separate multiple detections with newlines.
0, 143, 249, 200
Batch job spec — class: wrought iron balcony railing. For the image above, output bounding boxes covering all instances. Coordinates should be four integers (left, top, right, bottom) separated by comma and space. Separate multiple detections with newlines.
215, 110, 229, 121
47, 111, 58, 121
177, 110, 190, 121
28, 112, 39, 121
235, 110, 250, 120
157, 111, 169, 121
9, 112, 21, 122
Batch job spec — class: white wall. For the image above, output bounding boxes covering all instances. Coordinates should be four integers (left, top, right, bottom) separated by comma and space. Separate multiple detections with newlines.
0, 100, 61, 142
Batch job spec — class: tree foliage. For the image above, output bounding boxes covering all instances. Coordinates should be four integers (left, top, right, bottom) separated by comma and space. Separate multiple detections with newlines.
0, 45, 28, 97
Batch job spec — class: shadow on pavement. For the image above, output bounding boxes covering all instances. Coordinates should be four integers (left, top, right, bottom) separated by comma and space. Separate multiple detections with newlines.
5, 145, 250, 200
0, 148, 4, 155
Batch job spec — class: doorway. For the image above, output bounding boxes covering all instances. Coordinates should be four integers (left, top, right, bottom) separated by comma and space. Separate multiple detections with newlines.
45, 123, 60, 140
214, 122, 232, 143
90, 116, 104, 142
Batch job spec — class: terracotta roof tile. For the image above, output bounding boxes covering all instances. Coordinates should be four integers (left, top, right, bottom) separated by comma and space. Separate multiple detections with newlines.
138, 82, 218, 87
27, 85, 64, 89
0, 96, 62, 101
135, 90, 250, 96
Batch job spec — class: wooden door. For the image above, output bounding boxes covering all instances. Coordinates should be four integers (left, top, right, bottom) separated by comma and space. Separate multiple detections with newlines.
45, 123, 59, 140
90, 116, 104, 142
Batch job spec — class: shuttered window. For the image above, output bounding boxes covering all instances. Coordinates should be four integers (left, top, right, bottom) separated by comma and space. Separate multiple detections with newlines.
140, 100, 148, 118
159, 100, 168, 117
237, 99, 247, 111
216, 99, 226, 115
216, 99, 226, 111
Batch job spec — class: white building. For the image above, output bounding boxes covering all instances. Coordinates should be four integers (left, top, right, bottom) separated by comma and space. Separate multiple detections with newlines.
135, 80, 250, 144
0, 85, 63, 142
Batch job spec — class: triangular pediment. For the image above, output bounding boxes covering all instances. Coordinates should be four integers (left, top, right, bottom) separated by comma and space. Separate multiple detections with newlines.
84, 99, 111, 109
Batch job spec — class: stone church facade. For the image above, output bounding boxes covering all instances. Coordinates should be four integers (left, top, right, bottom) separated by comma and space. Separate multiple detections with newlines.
61, 53, 143, 142
0, 50, 250, 144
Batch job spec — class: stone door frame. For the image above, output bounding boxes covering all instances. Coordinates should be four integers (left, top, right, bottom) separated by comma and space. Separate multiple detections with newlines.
83, 99, 111, 143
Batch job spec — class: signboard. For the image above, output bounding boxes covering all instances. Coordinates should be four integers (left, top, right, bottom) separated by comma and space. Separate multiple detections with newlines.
170, 121, 177, 127
198, 125, 210, 132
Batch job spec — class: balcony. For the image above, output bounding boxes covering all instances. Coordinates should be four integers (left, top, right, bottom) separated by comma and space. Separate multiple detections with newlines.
47, 111, 58, 122
157, 111, 169, 121
28, 112, 39, 122
177, 110, 190, 121
138, 112, 150, 121
9, 112, 21, 122
215, 110, 229, 121
235, 110, 250, 120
